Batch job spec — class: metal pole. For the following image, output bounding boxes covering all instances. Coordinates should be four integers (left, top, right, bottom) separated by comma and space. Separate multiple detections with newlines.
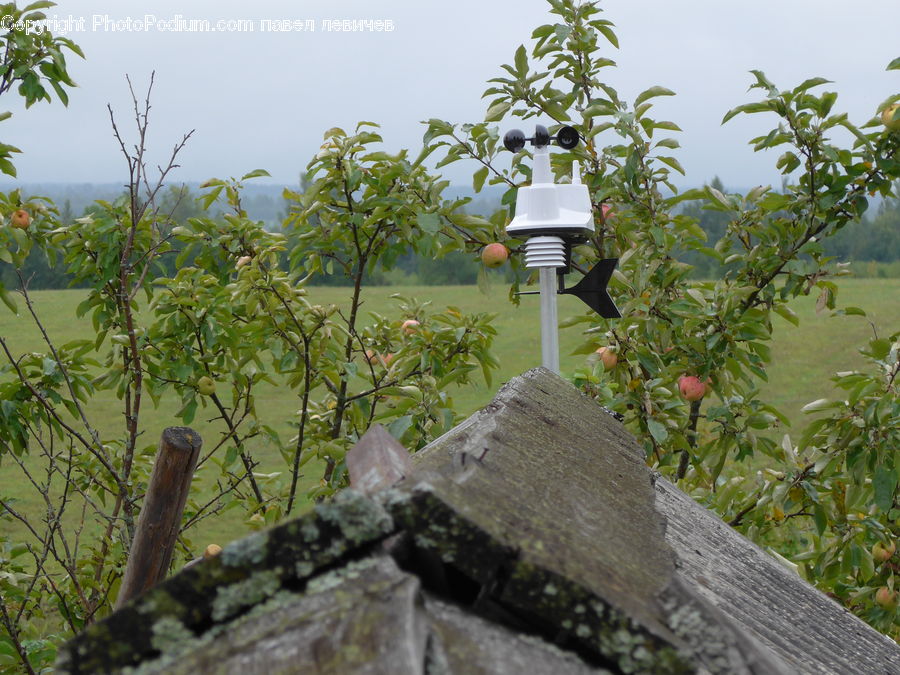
539, 267, 559, 373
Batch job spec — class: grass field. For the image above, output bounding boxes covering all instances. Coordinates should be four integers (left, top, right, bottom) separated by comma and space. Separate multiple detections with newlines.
1, 277, 898, 551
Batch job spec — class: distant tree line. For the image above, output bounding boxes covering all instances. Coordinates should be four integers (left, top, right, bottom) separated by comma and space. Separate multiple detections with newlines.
677, 177, 900, 278
4, 179, 899, 290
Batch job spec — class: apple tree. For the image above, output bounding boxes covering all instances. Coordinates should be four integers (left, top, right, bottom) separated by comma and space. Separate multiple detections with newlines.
421, 0, 899, 636
0, 95, 499, 671
154, 126, 498, 511
0, 0, 82, 176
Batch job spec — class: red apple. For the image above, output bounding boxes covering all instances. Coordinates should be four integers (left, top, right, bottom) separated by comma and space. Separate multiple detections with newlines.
678, 375, 707, 402
595, 346, 618, 371
481, 243, 509, 268
401, 319, 419, 334
875, 586, 898, 611
365, 350, 392, 367
600, 203, 613, 220
873, 540, 896, 564
10, 209, 31, 230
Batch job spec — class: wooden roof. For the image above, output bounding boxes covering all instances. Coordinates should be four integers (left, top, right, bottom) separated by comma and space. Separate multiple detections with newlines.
57, 368, 900, 674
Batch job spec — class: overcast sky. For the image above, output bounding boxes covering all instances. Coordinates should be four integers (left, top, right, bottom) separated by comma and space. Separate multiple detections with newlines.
4, 0, 898, 191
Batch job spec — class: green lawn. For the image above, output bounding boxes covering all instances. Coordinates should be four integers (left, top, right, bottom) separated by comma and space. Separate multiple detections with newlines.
1, 278, 897, 551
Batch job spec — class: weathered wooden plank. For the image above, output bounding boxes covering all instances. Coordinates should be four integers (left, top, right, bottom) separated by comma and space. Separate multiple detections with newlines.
390, 370, 684, 671
58, 368, 900, 675
655, 477, 900, 674
404, 369, 674, 627
423, 594, 610, 675
116, 427, 202, 609
397, 368, 791, 674
347, 423, 412, 495
57, 491, 396, 673
125, 556, 428, 675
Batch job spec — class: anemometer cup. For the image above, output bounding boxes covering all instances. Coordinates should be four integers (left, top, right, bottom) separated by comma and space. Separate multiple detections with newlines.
556, 126, 579, 150
502, 125, 580, 152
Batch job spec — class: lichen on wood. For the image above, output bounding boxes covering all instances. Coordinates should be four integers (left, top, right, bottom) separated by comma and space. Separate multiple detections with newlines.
57, 490, 396, 673
121, 556, 427, 675
58, 368, 900, 675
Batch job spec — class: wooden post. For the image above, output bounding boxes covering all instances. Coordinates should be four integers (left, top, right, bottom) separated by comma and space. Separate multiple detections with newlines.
115, 426, 202, 609
346, 424, 412, 496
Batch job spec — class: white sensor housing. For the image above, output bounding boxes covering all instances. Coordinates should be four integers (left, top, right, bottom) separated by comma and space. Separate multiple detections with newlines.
506, 149, 594, 241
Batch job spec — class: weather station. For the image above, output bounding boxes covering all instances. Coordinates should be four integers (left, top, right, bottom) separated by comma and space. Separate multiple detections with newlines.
504, 124, 621, 373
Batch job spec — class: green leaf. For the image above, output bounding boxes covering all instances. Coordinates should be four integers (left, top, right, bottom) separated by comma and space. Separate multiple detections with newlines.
634, 86, 675, 108
485, 100, 511, 123
472, 166, 489, 193
554, 24, 572, 43
706, 186, 731, 209
514, 44, 528, 77
868, 338, 891, 361
886, 57, 900, 71
801, 398, 832, 413
647, 419, 668, 443
721, 101, 772, 125
416, 212, 440, 234
792, 77, 831, 94
656, 155, 684, 175
241, 169, 271, 181
748, 69, 778, 96
0, 282, 18, 314
450, 213, 492, 229
224, 445, 238, 468
571, 340, 600, 356
477, 264, 490, 296
596, 24, 619, 49
651, 120, 681, 132
813, 503, 827, 535
0, 157, 17, 177
665, 187, 706, 206
388, 415, 413, 440
181, 398, 197, 425
774, 304, 799, 327
776, 151, 800, 174
49, 78, 68, 106
873, 465, 897, 513
23, 1, 56, 11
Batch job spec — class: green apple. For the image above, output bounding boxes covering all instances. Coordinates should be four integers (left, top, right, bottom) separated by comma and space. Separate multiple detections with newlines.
197, 376, 216, 396
881, 104, 900, 131
872, 540, 896, 564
